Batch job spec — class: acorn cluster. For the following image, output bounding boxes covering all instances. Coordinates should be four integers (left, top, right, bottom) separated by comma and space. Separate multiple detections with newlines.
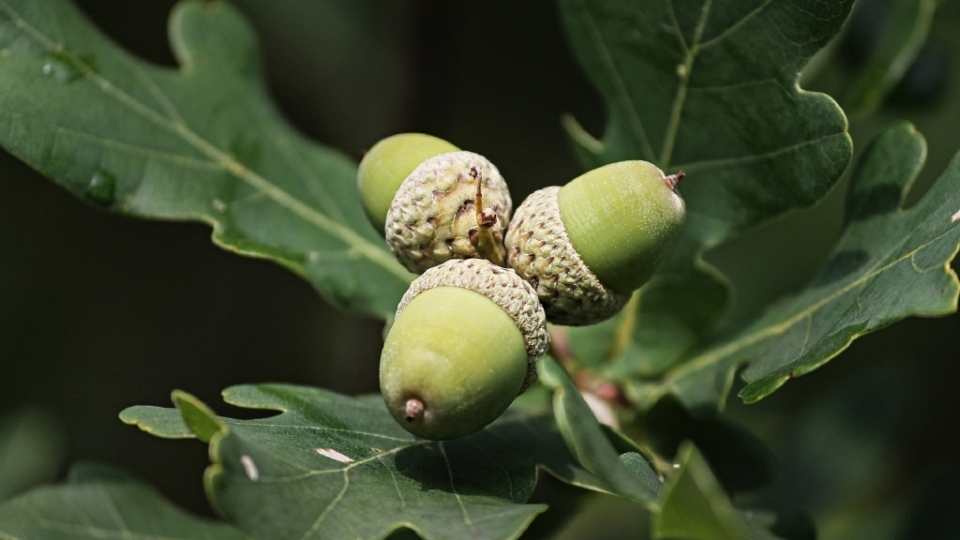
357, 133, 686, 440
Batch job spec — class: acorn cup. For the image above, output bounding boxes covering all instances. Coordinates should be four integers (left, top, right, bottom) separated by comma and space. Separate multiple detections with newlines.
379, 258, 549, 440
357, 133, 512, 274
505, 160, 686, 326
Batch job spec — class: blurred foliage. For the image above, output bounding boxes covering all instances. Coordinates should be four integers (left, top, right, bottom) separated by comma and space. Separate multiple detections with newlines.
0, 408, 65, 502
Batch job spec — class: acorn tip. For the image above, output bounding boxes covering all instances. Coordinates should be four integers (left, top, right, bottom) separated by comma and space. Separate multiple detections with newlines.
404, 398, 424, 422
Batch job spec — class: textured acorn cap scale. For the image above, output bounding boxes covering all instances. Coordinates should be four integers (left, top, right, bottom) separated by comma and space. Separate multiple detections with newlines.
505, 186, 630, 325
385, 151, 512, 274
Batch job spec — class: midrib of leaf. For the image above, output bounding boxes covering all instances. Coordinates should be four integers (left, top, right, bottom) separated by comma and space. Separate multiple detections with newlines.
577, 0, 785, 171
0, 0, 410, 283
655, 215, 960, 393
659, 0, 711, 169
572, 0, 656, 162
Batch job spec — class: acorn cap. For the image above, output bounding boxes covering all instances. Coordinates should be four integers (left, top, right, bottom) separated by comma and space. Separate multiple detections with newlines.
504, 186, 630, 326
385, 151, 512, 274
397, 258, 549, 392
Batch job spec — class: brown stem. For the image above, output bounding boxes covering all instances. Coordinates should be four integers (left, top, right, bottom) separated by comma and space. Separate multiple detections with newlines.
664, 170, 685, 190
470, 166, 505, 265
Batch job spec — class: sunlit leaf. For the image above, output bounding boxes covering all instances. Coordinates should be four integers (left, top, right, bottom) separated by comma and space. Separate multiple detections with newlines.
0, 0, 411, 318
643, 123, 960, 410
559, 0, 854, 377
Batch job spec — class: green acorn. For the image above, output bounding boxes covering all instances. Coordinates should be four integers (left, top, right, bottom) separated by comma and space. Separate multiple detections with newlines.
357, 133, 512, 274
380, 258, 548, 440
505, 160, 685, 325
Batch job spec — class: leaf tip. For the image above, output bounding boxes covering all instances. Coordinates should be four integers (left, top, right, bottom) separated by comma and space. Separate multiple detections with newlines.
171, 390, 226, 442
738, 373, 791, 404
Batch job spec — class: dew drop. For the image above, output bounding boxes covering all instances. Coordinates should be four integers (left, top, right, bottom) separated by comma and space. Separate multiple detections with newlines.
40, 53, 81, 83
211, 198, 227, 213
84, 169, 116, 206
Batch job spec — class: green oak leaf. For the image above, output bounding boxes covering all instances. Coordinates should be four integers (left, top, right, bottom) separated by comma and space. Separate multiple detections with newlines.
654, 443, 794, 540
0, 0, 411, 318
558, 0, 854, 374
0, 462, 244, 540
121, 384, 622, 540
654, 443, 746, 540
538, 357, 661, 506
639, 123, 960, 411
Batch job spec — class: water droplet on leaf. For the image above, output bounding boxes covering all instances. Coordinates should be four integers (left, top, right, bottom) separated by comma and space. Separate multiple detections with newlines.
84, 169, 116, 206
212, 198, 227, 213
40, 53, 81, 83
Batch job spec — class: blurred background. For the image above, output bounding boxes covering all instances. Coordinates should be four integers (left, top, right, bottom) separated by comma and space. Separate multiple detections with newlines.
1, 0, 959, 537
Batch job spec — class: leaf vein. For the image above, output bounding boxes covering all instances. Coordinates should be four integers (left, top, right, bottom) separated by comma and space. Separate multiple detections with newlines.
467, 439, 517, 501
666, 223, 960, 383
379, 456, 406, 509
298, 472, 349, 540
660, 0, 712, 168
670, 132, 845, 172
222, 420, 411, 442
97, 483, 133, 539
440, 442, 474, 530
0, 0, 409, 282
699, 0, 776, 51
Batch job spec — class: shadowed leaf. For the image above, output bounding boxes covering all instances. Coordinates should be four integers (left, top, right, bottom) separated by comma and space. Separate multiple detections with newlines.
0, 463, 244, 540
649, 123, 960, 410
122, 384, 624, 540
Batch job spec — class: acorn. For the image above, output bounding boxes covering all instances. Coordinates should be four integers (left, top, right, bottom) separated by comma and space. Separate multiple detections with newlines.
357, 133, 512, 274
505, 161, 685, 326
379, 258, 549, 440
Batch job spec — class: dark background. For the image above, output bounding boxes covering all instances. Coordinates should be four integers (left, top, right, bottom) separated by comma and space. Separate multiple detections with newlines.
2, 0, 959, 536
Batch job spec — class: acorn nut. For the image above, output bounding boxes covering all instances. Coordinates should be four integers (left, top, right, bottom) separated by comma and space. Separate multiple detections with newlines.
379, 258, 549, 440
505, 160, 686, 326
357, 133, 513, 274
